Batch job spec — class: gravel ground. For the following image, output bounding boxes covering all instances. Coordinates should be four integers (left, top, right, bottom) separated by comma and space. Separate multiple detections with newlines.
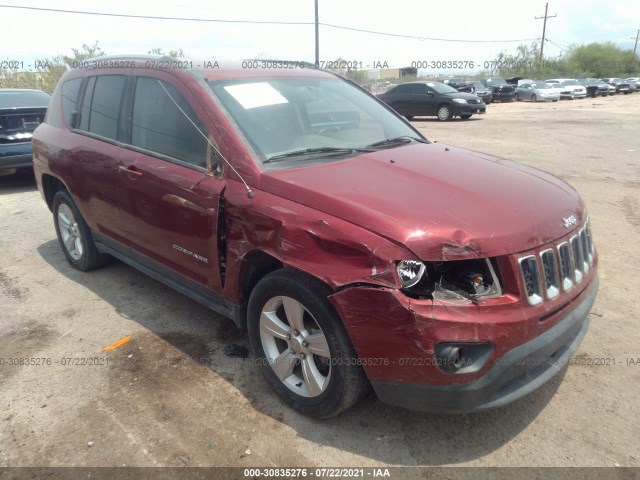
0, 93, 638, 473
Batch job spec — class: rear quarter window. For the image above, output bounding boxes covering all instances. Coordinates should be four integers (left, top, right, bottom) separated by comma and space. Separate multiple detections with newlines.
61, 78, 82, 128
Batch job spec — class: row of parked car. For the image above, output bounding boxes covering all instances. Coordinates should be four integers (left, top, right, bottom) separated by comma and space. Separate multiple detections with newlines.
374, 75, 638, 121
451, 76, 638, 103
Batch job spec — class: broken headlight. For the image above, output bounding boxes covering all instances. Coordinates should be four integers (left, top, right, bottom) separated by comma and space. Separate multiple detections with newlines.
396, 260, 426, 288
398, 258, 503, 301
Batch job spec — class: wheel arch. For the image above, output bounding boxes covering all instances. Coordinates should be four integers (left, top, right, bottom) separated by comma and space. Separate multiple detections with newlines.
41, 174, 68, 212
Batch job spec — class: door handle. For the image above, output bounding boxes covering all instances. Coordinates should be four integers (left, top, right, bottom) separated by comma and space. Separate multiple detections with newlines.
118, 165, 142, 178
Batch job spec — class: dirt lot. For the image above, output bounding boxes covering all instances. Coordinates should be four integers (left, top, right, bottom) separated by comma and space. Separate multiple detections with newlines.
1, 94, 639, 473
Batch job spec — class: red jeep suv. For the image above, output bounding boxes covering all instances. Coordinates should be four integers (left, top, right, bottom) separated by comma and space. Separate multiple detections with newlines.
32, 56, 599, 418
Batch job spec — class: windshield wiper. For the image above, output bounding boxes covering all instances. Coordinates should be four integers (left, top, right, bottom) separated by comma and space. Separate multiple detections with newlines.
264, 147, 369, 164
364, 136, 427, 150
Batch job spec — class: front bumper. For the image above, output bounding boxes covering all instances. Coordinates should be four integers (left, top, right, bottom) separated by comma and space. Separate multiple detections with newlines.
491, 91, 514, 101
370, 276, 598, 413
452, 104, 486, 116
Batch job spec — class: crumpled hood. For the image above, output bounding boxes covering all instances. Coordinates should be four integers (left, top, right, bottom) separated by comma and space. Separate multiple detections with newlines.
260, 143, 586, 260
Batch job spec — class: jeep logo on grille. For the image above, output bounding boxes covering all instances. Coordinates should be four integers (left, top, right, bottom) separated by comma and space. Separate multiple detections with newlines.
563, 215, 577, 228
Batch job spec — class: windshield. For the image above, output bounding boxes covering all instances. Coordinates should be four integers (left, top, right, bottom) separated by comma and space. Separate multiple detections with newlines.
485, 78, 507, 85
532, 82, 553, 89
427, 82, 459, 94
208, 76, 423, 166
561, 81, 579, 86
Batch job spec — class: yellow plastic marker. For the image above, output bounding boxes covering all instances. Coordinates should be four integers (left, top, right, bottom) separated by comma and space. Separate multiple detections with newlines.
101, 336, 132, 352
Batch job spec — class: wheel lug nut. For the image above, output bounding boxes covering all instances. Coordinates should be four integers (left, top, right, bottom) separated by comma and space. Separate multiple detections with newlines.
299, 353, 306, 359
286, 334, 291, 340
302, 341, 309, 348
293, 330, 299, 336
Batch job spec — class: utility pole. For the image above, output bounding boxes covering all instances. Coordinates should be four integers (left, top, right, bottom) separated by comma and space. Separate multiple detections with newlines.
632, 29, 639, 55
535, 3, 557, 62
315, 0, 319, 68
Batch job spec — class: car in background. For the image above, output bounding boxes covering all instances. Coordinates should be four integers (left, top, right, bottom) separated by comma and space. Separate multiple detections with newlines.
0, 88, 51, 175
479, 78, 515, 102
558, 80, 587, 99
445, 80, 493, 104
467, 81, 493, 104
601, 78, 631, 94
627, 80, 638, 93
576, 78, 610, 97
514, 82, 560, 102
377, 81, 485, 121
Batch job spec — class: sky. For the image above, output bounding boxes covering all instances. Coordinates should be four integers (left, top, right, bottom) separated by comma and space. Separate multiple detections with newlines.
1, 0, 639, 74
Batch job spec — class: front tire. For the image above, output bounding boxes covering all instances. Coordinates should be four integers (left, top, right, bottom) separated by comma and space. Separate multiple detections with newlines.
437, 105, 452, 121
53, 190, 111, 271
247, 269, 369, 418
532, 94, 537, 102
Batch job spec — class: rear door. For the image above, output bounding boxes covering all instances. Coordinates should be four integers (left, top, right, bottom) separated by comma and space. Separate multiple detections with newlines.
384, 84, 415, 116
117, 74, 226, 294
63, 75, 129, 244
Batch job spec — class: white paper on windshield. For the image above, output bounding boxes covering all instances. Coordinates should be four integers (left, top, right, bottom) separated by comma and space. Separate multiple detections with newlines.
224, 82, 288, 109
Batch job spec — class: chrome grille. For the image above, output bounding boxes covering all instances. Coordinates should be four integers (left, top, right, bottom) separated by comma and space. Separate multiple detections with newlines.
557, 242, 573, 292
519, 256, 543, 306
570, 235, 583, 283
540, 249, 560, 299
519, 220, 594, 306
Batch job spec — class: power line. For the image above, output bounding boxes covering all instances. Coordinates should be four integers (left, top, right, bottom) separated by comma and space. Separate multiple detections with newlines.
0, 4, 536, 44
320, 22, 534, 43
0, 4, 314, 25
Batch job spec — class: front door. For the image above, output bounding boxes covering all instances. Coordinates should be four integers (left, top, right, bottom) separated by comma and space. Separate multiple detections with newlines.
117, 75, 226, 294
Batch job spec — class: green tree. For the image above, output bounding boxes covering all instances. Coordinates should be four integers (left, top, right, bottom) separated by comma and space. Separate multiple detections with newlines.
563, 42, 639, 77
61, 41, 106, 68
148, 48, 186, 57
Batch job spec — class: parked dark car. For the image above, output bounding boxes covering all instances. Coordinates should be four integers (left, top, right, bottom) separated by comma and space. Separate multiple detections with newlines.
479, 78, 515, 102
377, 81, 486, 120
32, 56, 598, 418
601, 78, 631, 94
0, 88, 50, 174
446, 80, 493, 103
576, 78, 610, 97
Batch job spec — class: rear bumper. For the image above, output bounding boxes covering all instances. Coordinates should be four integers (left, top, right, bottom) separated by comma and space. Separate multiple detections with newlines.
370, 275, 598, 413
0, 143, 33, 169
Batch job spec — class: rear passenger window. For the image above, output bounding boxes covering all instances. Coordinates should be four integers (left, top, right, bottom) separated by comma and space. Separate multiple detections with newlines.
131, 77, 207, 168
79, 75, 126, 140
61, 78, 82, 127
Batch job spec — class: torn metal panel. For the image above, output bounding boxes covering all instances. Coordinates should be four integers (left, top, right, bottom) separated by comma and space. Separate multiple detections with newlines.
221, 182, 410, 303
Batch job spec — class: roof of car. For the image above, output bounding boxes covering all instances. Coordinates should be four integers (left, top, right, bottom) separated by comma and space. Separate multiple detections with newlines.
0, 88, 51, 109
76, 55, 334, 82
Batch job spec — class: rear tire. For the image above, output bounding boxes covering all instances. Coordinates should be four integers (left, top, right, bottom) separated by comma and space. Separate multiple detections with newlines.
460, 114, 472, 120
532, 94, 537, 102
514, 93, 520, 101
247, 269, 370, 418
53, 190, 111, 271
437, 105, 452, 121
